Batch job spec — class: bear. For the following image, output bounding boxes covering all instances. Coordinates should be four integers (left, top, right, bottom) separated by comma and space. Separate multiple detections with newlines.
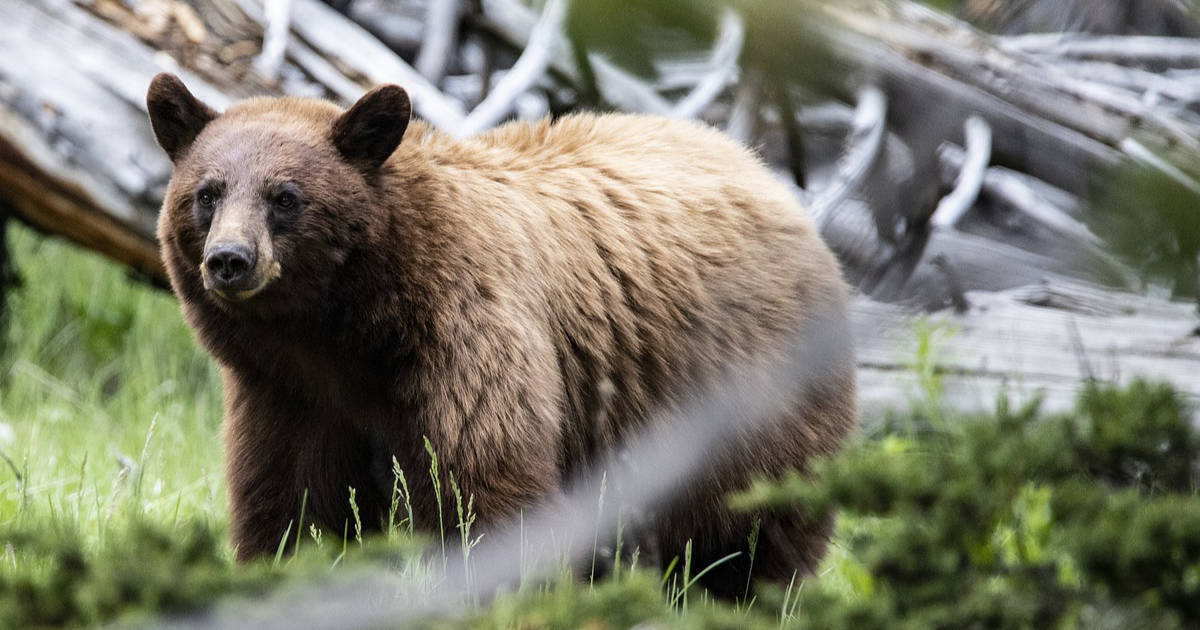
146, 72, 856, 598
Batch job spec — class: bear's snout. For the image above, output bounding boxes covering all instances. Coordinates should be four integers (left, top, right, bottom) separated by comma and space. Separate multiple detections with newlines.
200, 237, 279, 302
196, 200, 282, 302
205, 244, 256, 288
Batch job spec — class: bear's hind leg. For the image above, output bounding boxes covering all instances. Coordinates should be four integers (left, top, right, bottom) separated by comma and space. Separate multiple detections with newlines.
668, 508, 832, 602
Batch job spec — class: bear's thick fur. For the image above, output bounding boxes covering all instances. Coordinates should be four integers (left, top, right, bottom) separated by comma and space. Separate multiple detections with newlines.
147, 73, 855, 596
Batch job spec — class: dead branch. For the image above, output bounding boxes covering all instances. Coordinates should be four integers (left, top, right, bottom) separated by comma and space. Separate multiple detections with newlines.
930, 116, 992, 229
457, 0, 567, 137
937, 146, 1139, 289
289, 0, 466, 129
670, 9, 744, 120
725, 68, 764, 143
253, 0, 292, 80
415, 0, 462, 84
1000, 34, 1200, 68
812, 86, 887, 228
478, 0, 674, 115
945, 153, 1098, 247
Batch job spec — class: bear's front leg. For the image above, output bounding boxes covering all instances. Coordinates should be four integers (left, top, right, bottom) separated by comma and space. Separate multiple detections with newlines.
384, 318, 567, 542
221, 375, 308, 562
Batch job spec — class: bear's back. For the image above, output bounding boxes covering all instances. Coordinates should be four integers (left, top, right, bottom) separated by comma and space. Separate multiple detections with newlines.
402, 113, 850, 467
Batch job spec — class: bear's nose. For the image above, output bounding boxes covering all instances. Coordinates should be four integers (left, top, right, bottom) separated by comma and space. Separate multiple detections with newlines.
205, 244, 256, 287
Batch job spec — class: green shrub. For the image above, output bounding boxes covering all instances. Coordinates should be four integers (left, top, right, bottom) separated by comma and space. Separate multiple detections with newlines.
0, 519, 276, 628
735, 380, 1200, 629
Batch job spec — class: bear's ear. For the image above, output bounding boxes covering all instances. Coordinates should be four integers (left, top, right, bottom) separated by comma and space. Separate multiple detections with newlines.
331, 85, 411, 170
147, 73, 218, 163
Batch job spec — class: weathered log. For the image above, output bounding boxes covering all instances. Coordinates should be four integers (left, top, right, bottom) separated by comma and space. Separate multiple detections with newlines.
1000, 34, 1200, 68
806, 2, 1200, 255
285, 0, 468, 129
820, 3, 1128, 198
1050, 60, 1200, 113
961, 0, 1200, 38
0, 0, 237, 283
854, 281, 1200, 417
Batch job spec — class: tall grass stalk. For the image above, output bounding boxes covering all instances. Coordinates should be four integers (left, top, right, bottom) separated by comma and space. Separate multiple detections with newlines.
744, 516, 761, 601
294, 489, 308, 556
387, 456, 414, 539
423, 436, 446, 568
589, 471, 607, 587
273, 520, 294, 567
348, 486, 363, 548
450, 472, 480, 597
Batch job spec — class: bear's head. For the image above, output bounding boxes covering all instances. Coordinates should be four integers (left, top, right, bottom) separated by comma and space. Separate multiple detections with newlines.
147, 73, 411, 317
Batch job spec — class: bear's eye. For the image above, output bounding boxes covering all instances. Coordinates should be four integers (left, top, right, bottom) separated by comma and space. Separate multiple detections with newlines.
267, 184, 303, 231
274, 191, 298, 210
195, 184, 223, 210
194, 185, 220, 228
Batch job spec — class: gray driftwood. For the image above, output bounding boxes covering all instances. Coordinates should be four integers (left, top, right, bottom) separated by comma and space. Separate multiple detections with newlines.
855, 281, 1200, 416
0, 0, 231, 282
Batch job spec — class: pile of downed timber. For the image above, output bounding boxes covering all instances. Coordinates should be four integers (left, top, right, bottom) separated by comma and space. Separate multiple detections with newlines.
0, 0, 1197, 413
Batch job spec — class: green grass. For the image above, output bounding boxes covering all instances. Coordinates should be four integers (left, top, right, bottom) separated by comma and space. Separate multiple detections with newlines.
0, 225, 254, 627
0, 223, 224, 546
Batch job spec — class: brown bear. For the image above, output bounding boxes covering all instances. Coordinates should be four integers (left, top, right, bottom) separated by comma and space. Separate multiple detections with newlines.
146, 72, 855, 597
